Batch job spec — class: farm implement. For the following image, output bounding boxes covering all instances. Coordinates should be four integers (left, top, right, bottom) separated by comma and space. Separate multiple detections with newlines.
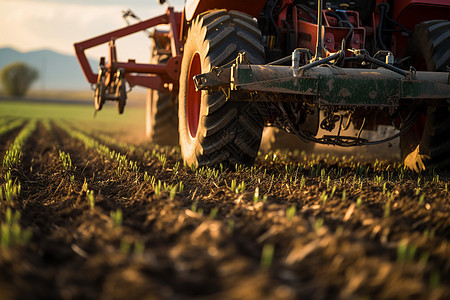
75, 0, 450, 171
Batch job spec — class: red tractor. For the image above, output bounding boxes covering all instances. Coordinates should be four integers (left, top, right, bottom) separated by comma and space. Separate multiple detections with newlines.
74, 0, 450, 171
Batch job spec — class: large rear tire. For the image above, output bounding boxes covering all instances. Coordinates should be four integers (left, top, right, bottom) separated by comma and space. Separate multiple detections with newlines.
178, 10, 265, 168
145, 48, 178, 145
400, 20, 450, 172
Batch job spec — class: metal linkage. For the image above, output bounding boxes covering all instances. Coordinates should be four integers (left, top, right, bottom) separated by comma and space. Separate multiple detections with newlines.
278, 102, 419, 147
93, 63, 128, 113
348, 49, 408, 77
298, 51, 344, 72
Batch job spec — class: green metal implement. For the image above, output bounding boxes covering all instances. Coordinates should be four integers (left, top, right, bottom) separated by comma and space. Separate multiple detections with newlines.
194, 58, 450, 107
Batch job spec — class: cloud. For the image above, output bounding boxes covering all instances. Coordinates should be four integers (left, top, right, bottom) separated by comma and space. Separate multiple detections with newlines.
0, 0, 184, 62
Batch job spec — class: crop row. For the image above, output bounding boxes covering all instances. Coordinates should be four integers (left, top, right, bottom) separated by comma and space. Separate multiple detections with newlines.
46, 121, 450, 238
0, 118, 26, 139
56, 122, 184, 200
2, 119, 37, 171
56, 121, 139, 176
55, 120, 450, 212
0, 119, 37, 249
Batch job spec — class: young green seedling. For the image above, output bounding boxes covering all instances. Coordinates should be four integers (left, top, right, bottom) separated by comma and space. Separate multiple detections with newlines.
286, 206, 296, 221
314, 218, 324, 232
253, 187, 260, 203
110, 209, 123, 227
429, 271, 440, 290
261, 243, 275, 268
356, 197, 362, 207
209, 207, 218, 219
134, 241, 145, 256
227, 219, 235, 233
169, 185, 177, 200
419, 194, 425, 205
0, 208, 32, 248
87, 190, 95, 209
384, 198, 391, 218
59, 150, 72, 171
120, 238, 131, 254
320, 191, 328, 206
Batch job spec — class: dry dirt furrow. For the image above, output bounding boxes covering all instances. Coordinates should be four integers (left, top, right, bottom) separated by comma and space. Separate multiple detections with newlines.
0, 122, 287, 299
0, 119, 449, 300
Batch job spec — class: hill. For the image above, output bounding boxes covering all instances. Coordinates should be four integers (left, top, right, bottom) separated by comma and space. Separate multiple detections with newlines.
0, 47, 97, 91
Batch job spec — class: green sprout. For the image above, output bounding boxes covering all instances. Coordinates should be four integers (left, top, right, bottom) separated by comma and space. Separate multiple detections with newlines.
134, 241, 145, 256
286, 206, 296, 221
356, 197, 362, 207
59, 150, 72, 171
209, 207, 218, 219
87, 190, 95, 209
384, 198, 391, 218
227, 219, 235, 233
110, 209, 123, 227
1, 208, 32, 248
314, 217, 324, 232
253, 187, 261, 203
261, 243, 275, 268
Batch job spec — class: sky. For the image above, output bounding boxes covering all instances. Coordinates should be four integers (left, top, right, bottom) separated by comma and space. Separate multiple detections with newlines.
0, 0, 186, 62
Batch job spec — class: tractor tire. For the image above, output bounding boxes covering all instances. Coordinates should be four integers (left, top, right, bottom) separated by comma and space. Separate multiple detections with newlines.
260, 127, 315, 153
178, 10, 265, 168
145, 49, 178, 145
400, 20, 450, 172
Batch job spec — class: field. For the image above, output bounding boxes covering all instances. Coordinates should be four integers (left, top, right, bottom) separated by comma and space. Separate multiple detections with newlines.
0, 99, 449, 299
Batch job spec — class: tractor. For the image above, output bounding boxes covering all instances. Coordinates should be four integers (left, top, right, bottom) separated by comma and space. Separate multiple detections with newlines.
74, 0, 450, 171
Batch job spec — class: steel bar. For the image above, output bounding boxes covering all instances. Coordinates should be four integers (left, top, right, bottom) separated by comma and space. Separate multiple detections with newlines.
314, 0, 324, 60
195, 64, 450, 106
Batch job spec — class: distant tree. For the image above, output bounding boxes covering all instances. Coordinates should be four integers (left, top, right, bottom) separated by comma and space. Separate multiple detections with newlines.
0, 62, 38, 97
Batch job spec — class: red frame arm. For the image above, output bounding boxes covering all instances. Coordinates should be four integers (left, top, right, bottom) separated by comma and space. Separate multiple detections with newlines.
74, 7, 182, 86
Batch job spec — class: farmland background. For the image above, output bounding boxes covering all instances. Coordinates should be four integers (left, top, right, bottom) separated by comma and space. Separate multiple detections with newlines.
0, 92, 147, 143
0, 1, 448, 297
0, 94, 449, 299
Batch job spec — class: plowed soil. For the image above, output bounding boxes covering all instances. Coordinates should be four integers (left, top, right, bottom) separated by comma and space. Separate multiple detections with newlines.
0, 119, 449, 300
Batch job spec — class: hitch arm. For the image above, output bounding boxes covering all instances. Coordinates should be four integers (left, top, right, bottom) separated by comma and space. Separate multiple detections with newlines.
74, 7, 182, 87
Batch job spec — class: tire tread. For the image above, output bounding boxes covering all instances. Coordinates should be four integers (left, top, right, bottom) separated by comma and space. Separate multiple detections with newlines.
181, 10, 265, 167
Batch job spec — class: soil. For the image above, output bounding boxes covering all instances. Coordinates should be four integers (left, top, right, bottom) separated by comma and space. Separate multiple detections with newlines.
0, 120, 449, 300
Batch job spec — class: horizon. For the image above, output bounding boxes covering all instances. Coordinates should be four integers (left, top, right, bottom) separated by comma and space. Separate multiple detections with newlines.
0, 46, 151, 92
1, 46, 97, 60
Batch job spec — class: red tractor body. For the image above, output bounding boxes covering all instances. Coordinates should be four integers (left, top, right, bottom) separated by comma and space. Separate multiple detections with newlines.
75, 0, 450, 171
